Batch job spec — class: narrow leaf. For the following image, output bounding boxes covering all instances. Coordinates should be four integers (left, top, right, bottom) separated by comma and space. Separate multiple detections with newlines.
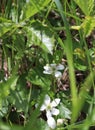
74, 0, 94, 15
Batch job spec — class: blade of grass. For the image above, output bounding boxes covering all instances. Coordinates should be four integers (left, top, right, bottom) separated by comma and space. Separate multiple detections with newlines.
54, 0, 78, 122
77, 70, 95, 116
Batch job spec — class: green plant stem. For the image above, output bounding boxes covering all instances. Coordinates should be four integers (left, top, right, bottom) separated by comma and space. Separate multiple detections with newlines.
54, 0, 78, 123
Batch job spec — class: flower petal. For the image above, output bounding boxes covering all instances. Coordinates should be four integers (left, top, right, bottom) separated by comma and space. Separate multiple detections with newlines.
55, 71, 62, 78
43, 70, 52, 74
44, 94, 51, 105
51, 98, 60, 107
47, 116, 56, 129
40, 95, 51, 111
50, 64, 56, 68
43, 65, 53, 74
51, 108, 60, 116
46, 110, 52, 118
40, 104, 46, 111
44, 65, 51, 71
56, 64, 64, 70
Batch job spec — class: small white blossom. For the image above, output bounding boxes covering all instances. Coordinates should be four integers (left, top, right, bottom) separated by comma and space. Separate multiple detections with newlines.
40, 94, 60, 129
43, 63, 64, 78
57, 118, 64, 126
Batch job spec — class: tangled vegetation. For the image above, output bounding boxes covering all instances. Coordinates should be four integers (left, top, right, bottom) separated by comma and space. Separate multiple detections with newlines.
0, 0, 95, 130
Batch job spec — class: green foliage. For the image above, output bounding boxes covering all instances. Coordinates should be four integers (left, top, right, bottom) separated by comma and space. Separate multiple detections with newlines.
0, 0, 95, 130
59, 103, 71, 119
72, 16, 95, 37
0, 75, 18, 108
27, 69, 51, 88
0, 20, 14, 37
25, 20, 54, 54
23, 0, 51, 20
55, 0, 78, 122
73, 0, 94, 15
81, 16, 95, 37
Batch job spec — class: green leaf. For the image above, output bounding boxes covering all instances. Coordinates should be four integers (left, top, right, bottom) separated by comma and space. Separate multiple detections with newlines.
26, 21, 54, 54
34, 119, 50, 130
27, 69, 51, 88
0, 17, 12, 23
59, 103, 71, 119
74, 0, 94, 15
23, 0, 51, 20
0, 122, 23, 130
74, 48, 85, 60
0, 22, 14, 37
0, 75, 18, 108
71, 16, 95, 37
81, 16, 95, 37
74, 63, 87, 71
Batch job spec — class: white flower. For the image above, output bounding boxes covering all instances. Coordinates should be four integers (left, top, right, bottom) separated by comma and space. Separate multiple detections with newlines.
43, 63, 64, 78
40, 94, 60, 129
40, 94, 60, 117
57, 118, 64, 126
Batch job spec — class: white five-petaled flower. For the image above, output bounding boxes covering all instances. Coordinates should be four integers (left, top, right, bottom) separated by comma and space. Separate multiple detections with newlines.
43, 63, 64, 78
40, 94, 60, 129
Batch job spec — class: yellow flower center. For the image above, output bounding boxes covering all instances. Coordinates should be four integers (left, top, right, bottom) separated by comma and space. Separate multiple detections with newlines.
47, 104, 52, 110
